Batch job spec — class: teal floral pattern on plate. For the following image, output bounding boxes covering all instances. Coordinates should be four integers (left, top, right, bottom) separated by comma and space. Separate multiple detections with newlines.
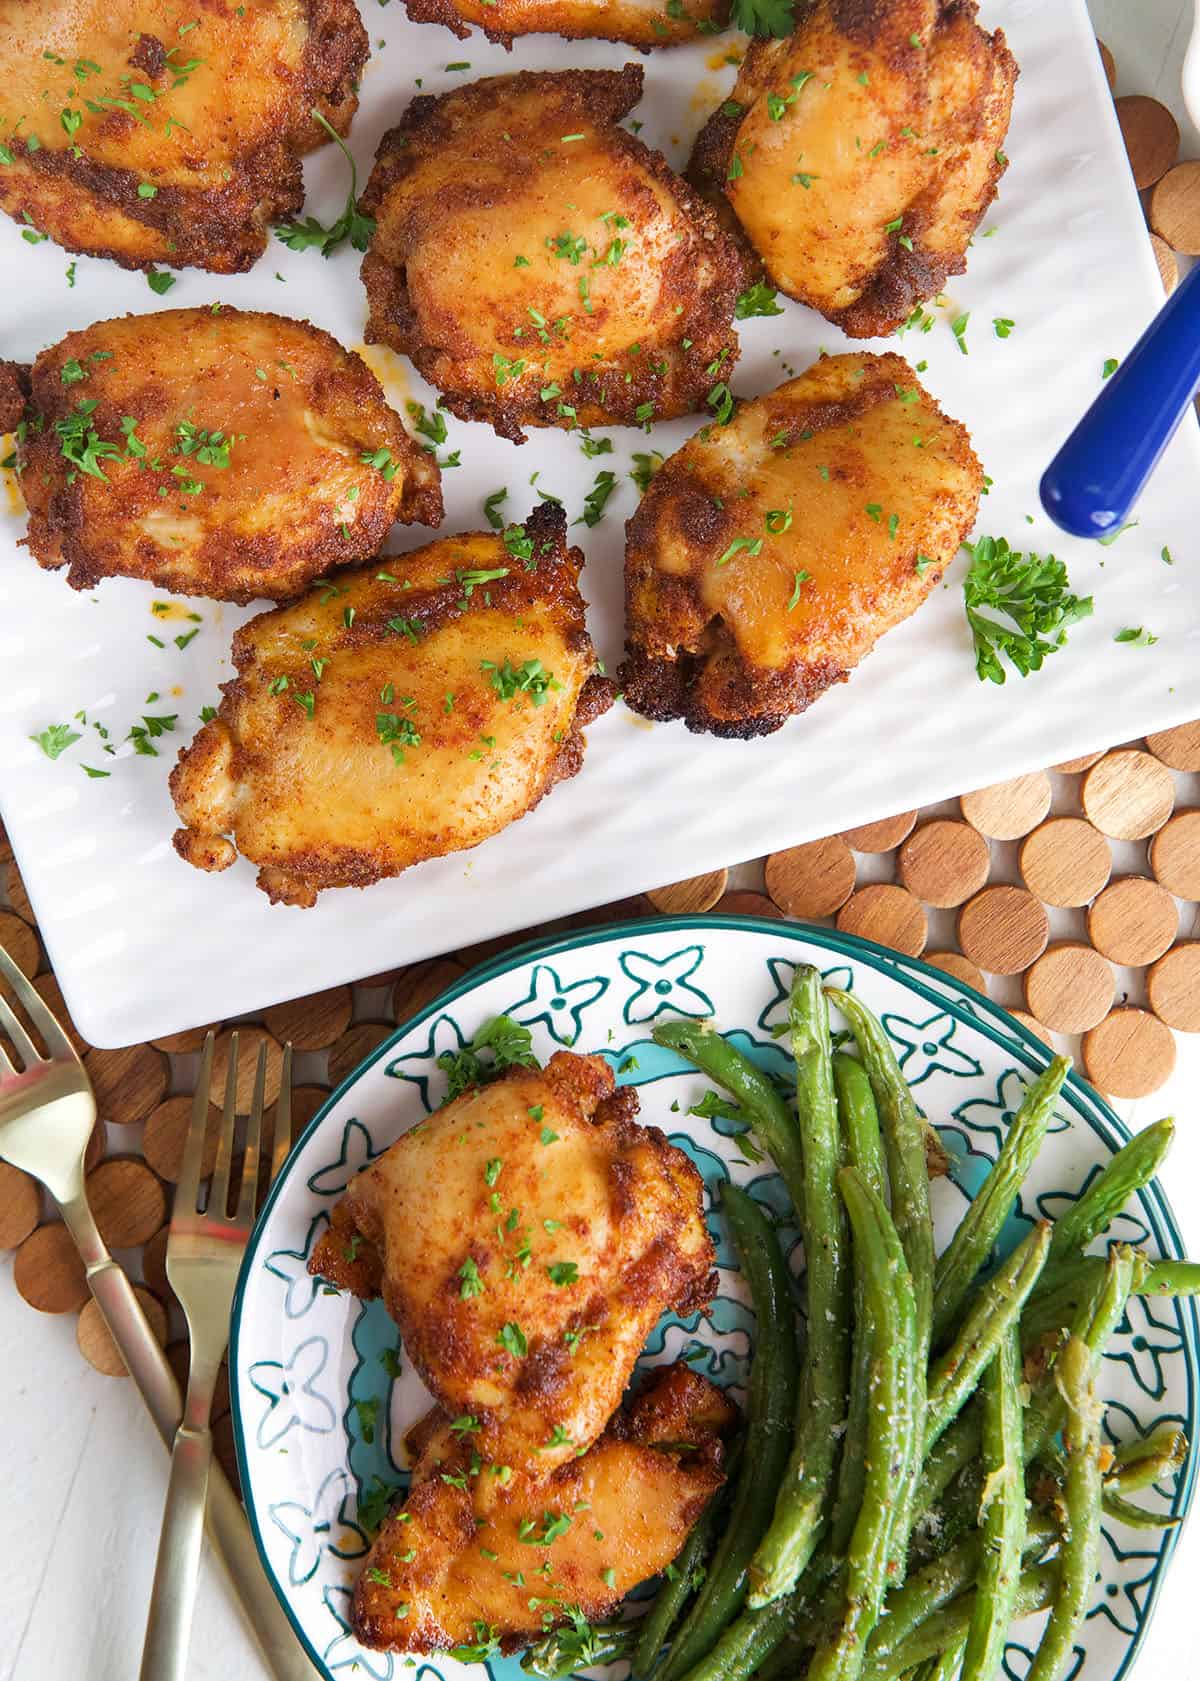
230, 920, 1198, 1681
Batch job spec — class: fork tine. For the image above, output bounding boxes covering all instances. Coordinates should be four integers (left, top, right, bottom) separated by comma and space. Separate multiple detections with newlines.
0, 992, 43, 1071
174, 1033, 215, 1224
269, 1043, 293, 1187
235, 1042, 268, 1223
208, 1031, 239, 1218
0, 944, 74, 1063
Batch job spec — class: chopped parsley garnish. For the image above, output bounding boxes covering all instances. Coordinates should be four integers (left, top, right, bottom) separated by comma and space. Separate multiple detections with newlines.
993, 317, 1015, 339
459, 1257, 486, 1298
962, 534, 1093, 684
547, 1261, 578, 1287
498, 1322, 528, 1359
631, 451, 664, 494
30, 723, 81, 761
785, 570, 810, 611
493, 353, 527, 388
1114, 625, 1158, 646
950, 313, 970, 355
730, 0, 795, 37
56, 400, 121, 482
482, 657, 560, 706
484, 1157, 503, 1186
354, 1397, 378, 1445
452, 1622, 502, 1664
174, 420, 235, 468
483, 487, 508, 530
275, 108, 375, 256
577, 470, 618, 527
1102, 357, 1119, 380
521, 1610, 634, 1678
146, 269, 176, 295
361, 446, 399, 482
716, 535, 763, 567
735, 283, 784, 319
357, 1476, 403, 1533
438, 1015, 538, 1101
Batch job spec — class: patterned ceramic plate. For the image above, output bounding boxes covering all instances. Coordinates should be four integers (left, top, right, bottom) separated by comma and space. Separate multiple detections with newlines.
229, 919, 1199, 1681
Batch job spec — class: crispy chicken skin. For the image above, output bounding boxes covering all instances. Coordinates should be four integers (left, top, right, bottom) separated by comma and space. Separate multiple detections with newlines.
18, 307, 441, 602
170, 507, 615, 905
354, 1363, 736, 1654
398, 0, 730, 49
309, 1052, 717, 1477
360, 65, 745, 444
688, 0, 1017, 337
621, 352, 983, 738
0, 0, 368, 275
0, 360, 26, 433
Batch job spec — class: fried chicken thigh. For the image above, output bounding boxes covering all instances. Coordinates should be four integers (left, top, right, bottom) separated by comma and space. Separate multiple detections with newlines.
621, 352, 982, 737
310, 1051, 717, 1476
360, 65, 745, 443
354, 1363, 736, 1653
399, 0, 729, 48
18, 307, 440, 602
171, 507, 614, 904
688, 0, 1017, 337
0, 1, 368, 274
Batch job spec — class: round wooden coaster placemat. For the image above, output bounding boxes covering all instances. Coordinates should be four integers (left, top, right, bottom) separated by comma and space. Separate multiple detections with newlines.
4, 707, 1200, 1405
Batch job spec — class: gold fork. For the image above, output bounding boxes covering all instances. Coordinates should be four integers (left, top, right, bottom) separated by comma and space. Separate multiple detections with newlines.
0, 945, 314, 1681
141, 1031, 292, 1681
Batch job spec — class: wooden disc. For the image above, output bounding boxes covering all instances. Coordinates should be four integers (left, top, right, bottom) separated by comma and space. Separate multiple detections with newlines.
1150, 809, 1200, 899
647, 869, 729, 915
84, 1042, 168, 1124
835, 884, 927, 957
1150, 161, 1200, 254
713, 890, 784, 920
77, 1286, 167, 1377
208, 1026, 284, 1111
328, 1021, 394, 1090
391, 958, 468, 1025
765, 837, 857, 918
1148, 944, 1200, 1032
151, 1022, 222, 1054
1088, 876, 1178, 967
1145, 720, 1200, 771
1097, 37, 1116, 88
897, 820, 990, 908
923, 951, 987, 993
1051, 749, 1107, 774
1117, 95, 1180, 190
142, 1225, 172, 1302
4, 858, 32, 924
0, 910, 38, 979
1024, 944, 1115, 1034
1150, 233, 1179, 294
1019, 818, 1112, 908
13, 1222, 88, 1313
264, 985, 354, 1051
839, 810, 918, 853
1007, 1009, 1054, 1047
0, 1161, 41, 1249
1081, 751, 1175, 840
1083, 1007, 1176, 1098
30, 972, 90, 1056
142, 1095, 220, 1183
86, 1158, 167, 1249
960, 772, 1052, 841
957, 886, 1049, 975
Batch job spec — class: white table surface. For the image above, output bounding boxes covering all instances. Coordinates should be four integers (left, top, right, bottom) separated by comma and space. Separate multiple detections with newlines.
5, 3, 1200, 1678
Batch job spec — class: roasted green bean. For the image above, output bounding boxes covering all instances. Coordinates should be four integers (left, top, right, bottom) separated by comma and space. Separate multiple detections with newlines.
657, 1186, 799, 1681
805, 1169, 916, 1681
960, 1327, 1026, 1681
859, 1562, 1061, 1681
1026, 1339, 1102, 1681
1107, 1423, 1188, 1494
750, 966, 849, 1608
932, 1057, 1070, 1346
1047, 1117, 1174, 1263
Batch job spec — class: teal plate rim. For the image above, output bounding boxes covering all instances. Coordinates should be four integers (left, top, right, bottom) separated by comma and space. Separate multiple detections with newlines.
229, 914, 1200, 1681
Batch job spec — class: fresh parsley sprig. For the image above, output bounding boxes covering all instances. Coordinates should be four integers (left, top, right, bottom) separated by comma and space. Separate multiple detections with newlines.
962, 535, 1093, 684
275, 109, 375, 258
730, 0, 795, 36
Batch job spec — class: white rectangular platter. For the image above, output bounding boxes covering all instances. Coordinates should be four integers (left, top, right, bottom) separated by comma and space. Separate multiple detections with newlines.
2, 0, 1198, 1047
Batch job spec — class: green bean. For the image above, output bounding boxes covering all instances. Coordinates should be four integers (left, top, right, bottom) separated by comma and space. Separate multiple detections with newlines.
657, 1186, 800, 1681
1140, 1259, 1200, 1296
860, 1563, 1060, 1681
1026, 1339, 1102, 1681
672, 1593, 795, 1681
634, 1441, 743, 1678
750, 967, 850, 1608
1100, 1489, 1182, 1531
805, 1169, 916, 1681
651, 1020, 806, 1196
960, 1328, 1025, 1681
1024, 1245, 1135, 1463
825, 987, 934, 1578
830, 1053, 889, 1560
908, 1645, 966, 1681
1107, 1424, 1188, 1494
932, 1057, 1070, 1347
925, 1223, 1050, 1453
1047, 1117, 1175, 1263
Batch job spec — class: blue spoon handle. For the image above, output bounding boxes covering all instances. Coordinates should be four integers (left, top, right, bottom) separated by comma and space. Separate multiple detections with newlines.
1040, 260, 1200, 539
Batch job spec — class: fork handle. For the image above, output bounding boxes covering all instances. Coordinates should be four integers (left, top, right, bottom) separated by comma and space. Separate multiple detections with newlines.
141, 1415, 214, 1681
63, 1207, 317, 1680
